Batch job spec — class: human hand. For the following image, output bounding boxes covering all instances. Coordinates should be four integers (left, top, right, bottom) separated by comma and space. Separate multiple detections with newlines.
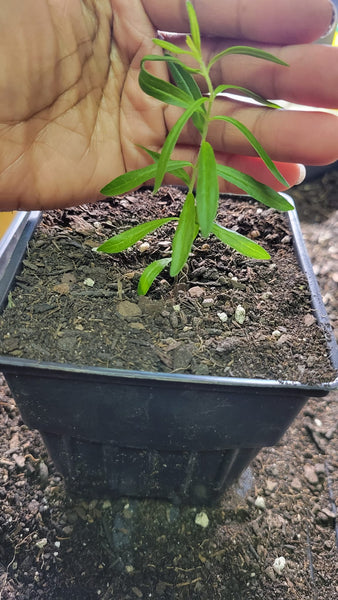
0, 0, 337, 210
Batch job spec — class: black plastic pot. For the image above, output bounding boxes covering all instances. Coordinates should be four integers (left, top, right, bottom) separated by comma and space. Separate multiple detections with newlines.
0, 211, 40, 305
305, 162, 338, 181
0, 201, 337, 505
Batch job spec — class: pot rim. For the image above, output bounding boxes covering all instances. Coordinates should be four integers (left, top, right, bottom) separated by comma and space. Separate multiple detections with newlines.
0, 353, 337, 392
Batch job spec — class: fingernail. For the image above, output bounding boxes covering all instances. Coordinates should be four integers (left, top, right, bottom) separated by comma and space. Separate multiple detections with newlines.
330, 0, 338, 25
321, 1, 337, 38
295, 164, 306, 185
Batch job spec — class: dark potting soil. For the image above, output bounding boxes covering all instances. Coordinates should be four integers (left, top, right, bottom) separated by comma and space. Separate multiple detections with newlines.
0, 187, 336, 384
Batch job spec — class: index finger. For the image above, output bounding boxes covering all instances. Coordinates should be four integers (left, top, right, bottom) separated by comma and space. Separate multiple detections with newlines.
142, 0, 334, 44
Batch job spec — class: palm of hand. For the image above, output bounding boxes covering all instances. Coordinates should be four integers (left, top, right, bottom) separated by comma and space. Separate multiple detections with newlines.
0, 0, 166, 209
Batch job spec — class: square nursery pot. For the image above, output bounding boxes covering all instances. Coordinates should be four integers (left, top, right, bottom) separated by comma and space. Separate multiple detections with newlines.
0, 200, 337, 506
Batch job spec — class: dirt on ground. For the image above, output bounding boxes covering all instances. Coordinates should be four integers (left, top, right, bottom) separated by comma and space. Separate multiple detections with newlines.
0, 170, 337, 600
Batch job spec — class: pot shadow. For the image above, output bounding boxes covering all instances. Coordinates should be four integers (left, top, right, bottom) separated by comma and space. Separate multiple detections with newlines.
42, 469, 271, 600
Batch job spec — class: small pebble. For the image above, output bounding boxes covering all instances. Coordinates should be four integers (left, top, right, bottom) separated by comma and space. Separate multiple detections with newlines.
138, 242, 150, 253
129, 322, 145, 330
195, 511, 209, 528
62, 526, 73, 536
314, 463, 325, 476
117, 301, 142, 318
188, 286, 204, 298
265, 479, 278, 493
254, 496, 266, 510
202, 298, 214, 307
304, 464, 319, 486
235, 305, 246, 324
304, 313, 316, 327
320, 507, 336, 520
290, 477, 302, 491
39, 462, 49, 486
125, 565, 134, 574
273, 556, 286, 575
83, 278, 95, 287
265, 566, 276, 581
13, 454, 25, 468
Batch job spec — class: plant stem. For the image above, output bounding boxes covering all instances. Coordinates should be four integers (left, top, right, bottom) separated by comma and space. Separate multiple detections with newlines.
187, 60, 214, 196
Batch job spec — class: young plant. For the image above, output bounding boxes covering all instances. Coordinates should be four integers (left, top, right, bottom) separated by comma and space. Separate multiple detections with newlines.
97, 0, 293, 295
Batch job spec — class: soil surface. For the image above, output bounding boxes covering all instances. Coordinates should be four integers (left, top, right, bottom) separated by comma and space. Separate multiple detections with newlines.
0, 189, 335, 384
0, 171, 337, 600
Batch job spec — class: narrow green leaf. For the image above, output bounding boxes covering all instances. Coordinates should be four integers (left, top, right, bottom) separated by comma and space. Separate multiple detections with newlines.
143, 53, 201, 74
211, 115, 288, 186
139, 57, 196, 109
216, 164, 293, 211
137, 258, 172, 295
101, 156, 193, 196
196, 141, 219, 237
208, 45, 288, 71
170, 192, 197, 276
100, 165, 157, 196
152, 38, 192, 56
137, 146, 193, 172
167, 57, 206, 133
186, 1, 201, 52
137, 145, 160, 161
212, 223, 270, 259
170, 167, 192, 186
167, 57, 204, 101
185, 34, 199, 56
96, 218, 176, 253
155, 96, 206, 192
213, 84, 282, 109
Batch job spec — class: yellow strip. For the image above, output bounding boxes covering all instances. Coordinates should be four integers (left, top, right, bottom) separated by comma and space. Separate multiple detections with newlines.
333, 26, 338, 46
0, 212, 17, 240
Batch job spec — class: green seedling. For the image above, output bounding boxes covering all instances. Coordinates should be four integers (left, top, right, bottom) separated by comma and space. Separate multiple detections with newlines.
97, 0, 293, 295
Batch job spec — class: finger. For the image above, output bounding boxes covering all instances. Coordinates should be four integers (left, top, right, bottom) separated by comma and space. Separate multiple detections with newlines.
209, 43, 338, 109
164, 101, 338, 166
162, 151, 305, 192
166, 38, 338, 110
142, 0, 334, 44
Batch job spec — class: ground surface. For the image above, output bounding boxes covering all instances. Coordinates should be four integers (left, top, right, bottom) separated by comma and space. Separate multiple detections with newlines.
0, 170, 337, 599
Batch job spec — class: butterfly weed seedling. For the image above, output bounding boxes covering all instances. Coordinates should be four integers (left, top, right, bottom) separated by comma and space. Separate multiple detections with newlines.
97, 0, 293, 295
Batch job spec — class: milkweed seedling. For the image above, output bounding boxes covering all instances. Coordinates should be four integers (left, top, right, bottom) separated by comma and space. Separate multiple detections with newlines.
97, 0, 293, 295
